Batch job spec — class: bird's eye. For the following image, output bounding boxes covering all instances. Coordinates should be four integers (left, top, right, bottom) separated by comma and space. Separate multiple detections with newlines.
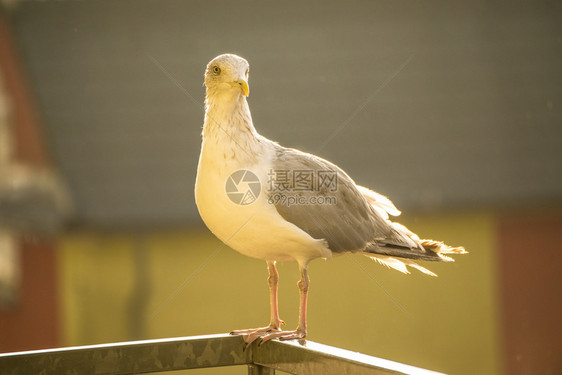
212, 66, 221, 74
245, 69, 249, 77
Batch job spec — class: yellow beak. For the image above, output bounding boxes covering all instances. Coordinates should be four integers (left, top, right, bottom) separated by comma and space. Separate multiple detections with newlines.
234, 79, 250, 97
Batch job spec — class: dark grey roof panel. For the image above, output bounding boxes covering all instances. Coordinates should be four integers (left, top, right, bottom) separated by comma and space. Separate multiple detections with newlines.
10, 0, 562, 227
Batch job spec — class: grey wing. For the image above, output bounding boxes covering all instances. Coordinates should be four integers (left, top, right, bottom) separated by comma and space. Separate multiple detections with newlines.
269, 147, 390, 253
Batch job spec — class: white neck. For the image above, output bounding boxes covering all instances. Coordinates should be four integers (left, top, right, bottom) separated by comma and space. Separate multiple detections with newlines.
203, 88, 256, 138
201, 88, 266, 166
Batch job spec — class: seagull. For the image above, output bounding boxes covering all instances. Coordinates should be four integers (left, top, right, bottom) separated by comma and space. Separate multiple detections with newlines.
195, 53, 466, 345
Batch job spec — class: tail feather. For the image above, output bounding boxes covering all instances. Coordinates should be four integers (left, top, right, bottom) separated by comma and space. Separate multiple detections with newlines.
421, 239, 467, 255
363, 226, 467, 276
366, 253, 437, 277
358, 186, 467, 276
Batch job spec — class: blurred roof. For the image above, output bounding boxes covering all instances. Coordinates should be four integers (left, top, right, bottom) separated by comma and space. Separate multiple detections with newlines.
8, 0, 562, 228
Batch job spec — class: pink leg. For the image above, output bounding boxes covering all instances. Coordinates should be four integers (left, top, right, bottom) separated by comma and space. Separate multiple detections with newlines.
259, 265, 309, 344
230, 261, 285, 343
267, 260, 284, 329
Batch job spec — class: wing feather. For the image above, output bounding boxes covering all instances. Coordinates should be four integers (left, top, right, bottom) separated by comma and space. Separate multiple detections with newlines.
268, 144, 466, 269
269, 146, 388, 253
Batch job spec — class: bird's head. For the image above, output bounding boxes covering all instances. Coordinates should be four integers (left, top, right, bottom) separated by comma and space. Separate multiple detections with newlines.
204, 54, 250, 97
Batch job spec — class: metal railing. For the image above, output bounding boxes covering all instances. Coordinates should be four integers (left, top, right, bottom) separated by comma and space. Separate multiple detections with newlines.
0, 333, 444, 374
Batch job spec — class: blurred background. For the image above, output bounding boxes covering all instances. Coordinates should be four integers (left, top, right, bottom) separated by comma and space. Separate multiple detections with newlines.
0, 1, 561, 374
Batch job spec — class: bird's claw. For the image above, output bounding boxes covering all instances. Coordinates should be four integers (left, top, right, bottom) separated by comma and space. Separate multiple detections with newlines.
230, 319, 285, 336
233, 327, 306, 349
230, 325, 278, 337
259, 329, 306, 345
230, 323, 284, 350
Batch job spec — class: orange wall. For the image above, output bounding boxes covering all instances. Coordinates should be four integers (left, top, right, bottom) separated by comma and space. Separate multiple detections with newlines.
0, 14, 59, 353
498, 210, 562, 375
0, 239, 59, 352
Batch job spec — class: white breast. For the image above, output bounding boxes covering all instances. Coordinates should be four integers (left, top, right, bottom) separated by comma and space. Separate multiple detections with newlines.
195, 136, 331, 265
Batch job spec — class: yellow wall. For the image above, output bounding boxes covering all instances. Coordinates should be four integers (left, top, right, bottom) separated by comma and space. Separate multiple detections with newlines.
58, 211, 500, 374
